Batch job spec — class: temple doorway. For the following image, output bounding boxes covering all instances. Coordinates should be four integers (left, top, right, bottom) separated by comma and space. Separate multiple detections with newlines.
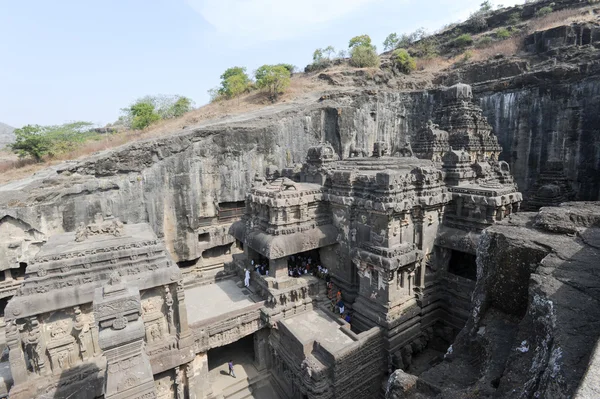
448, 250, 477, 281
208, 334, 255, 372
207, 333, 277, 397
285, 249, 322, 278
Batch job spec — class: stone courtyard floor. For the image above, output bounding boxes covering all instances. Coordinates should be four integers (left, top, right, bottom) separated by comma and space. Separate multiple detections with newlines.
208, 336, 278, 398
185, 279, 257, 324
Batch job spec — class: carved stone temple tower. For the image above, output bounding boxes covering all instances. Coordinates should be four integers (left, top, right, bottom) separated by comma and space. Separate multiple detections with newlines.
94, 273, 157, 399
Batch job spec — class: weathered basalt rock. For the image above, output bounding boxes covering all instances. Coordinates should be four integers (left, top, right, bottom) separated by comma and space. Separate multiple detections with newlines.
392, 202, 600, 399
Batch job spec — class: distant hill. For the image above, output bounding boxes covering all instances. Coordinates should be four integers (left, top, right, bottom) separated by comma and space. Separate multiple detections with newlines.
0, 122, 15, 150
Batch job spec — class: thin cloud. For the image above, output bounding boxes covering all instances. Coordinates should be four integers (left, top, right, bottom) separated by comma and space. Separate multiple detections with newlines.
186, 0, 379, 41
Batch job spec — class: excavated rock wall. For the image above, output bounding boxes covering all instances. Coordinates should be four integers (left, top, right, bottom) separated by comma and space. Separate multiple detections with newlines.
1, 75, 599, 264
388, 203, 600, 399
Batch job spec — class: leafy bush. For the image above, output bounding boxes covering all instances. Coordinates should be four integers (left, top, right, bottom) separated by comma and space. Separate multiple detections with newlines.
467, 10, 488, 32
508, 12, 522, 25
130, 102, 161, 130
119, 95, 194, 126
10, 122, 97, 161
350, 45, 380, 68
475, 36, 493, 48
412, 37, 439, 58
535, 6, 553, 17
496, 28, 511, 39
397, 27, 428, 48
453, 34, 474, 48
348, 35, 373, 49
277, 63, 296, 74
391, 49, 416, 74
255, 64, 291, 100
383, 33, 399, 51
311, 47, 335, 70
218, 67, 251, 98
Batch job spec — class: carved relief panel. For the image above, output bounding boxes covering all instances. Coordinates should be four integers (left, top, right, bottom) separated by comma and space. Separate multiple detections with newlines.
154, 370, 175, 399
141, 288, 169, 345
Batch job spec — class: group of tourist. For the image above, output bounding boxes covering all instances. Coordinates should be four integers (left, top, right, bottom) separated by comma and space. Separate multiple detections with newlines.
251, 259, 269, 276
286, 254, 329, 279
331, 288, 352, 324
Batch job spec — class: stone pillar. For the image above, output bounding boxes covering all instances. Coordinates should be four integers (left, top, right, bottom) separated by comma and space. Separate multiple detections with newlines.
163, 285, 176, 336
93, 273, 157, 399
269, 258, 288, 279
253, 329, 270, 371
185, 353, 212, 399
175, 281, 194, 350
4, 268, 13, 281
5, 319, 28, 385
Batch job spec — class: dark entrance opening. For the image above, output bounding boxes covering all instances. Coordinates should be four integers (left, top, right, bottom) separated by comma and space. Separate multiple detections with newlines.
448, 250, 477, 281
208, 333, 255, 372
286, 249, 321, 278
13, 263, 27, 280
0, 297, 9, 317
202, 243, 232, 260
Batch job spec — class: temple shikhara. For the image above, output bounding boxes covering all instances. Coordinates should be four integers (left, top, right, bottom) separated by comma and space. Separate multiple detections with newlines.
0, 84, 523, 398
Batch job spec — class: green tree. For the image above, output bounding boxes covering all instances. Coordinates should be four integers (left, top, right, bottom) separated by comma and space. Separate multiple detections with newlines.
480, 0, 493, 12
130, 102, 161, 130
467, 10, 488, 31
169, 96, 193, 118
277, 63, 296, 74
383, 33, 399, 51
535, 6, 553, 17
313, 48, 324, 63
226, 74, 249, 104
323, 46, 336, 59
10, 122, 97, 161
255, 64, 291, 101
348, 34, 373, 49
219, 67, 250, 98
496, 28, 511, 39
392, 49, 416, 74
10, 125, 52, 162
350, 45, 380, 68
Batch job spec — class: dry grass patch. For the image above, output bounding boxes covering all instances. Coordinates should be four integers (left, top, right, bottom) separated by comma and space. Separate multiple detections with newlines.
528, 8, 597, 33
470, 36, 522, 62
416, 56, 453, 73
0, 74, 332, 185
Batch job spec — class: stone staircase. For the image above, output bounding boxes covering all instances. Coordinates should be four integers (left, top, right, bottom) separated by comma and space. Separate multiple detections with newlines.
183, 261, 237, 288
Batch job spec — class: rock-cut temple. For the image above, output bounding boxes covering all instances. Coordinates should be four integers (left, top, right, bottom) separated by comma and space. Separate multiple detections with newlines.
1, 83, 523, 399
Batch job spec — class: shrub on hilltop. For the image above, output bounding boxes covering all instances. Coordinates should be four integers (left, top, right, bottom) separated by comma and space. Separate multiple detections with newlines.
255, 64, 291, 101
391, 49, 416, 74
349, 34, 380, 68
10, 122, 98, 161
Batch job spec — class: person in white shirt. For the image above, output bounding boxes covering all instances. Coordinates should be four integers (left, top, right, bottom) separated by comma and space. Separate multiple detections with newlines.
244, 268, 250, 288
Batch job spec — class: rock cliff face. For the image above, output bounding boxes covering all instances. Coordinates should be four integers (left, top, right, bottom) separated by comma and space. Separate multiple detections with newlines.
1, 22, 600, 266
386, 202, 600, 399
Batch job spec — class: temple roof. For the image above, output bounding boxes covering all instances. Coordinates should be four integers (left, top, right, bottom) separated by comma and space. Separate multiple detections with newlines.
5, 222, 180, 321
231, 222, 338, 260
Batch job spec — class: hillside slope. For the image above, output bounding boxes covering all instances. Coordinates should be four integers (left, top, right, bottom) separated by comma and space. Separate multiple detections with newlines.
0, 122, 15, 149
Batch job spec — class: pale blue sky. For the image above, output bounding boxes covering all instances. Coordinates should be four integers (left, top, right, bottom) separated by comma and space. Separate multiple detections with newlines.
0, 0, 521, 128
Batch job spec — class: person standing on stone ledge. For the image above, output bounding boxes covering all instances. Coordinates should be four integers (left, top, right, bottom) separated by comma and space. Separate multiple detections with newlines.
228, 359, 236, 378
244, 268, 250, 288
